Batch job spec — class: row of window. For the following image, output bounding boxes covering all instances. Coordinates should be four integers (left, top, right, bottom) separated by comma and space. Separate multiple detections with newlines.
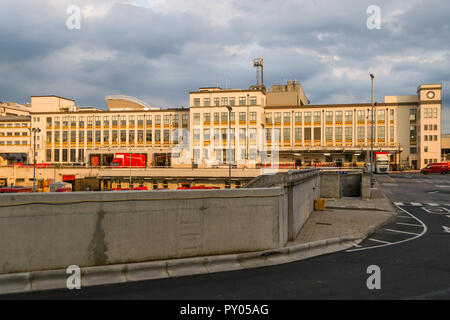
46, 129, 186, 144
0, 123, 29, 128
423, 135, 438, 142
192, 126, 395, 143
424, 124, 438, 131
45, 115, 189, 128
0, 141, 29, 145
423, 108, 438, 119
193, 96, 258, 107
193, 112, 258, 125
0, 132, 28, 137
424, 159, 438, 164
264, 126, 393, 142
46, 149, 84, 163
192, 148, 259, 162
265, 109, 394, 125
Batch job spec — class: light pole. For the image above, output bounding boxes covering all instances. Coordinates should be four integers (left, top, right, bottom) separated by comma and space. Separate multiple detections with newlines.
129, 146, 132, 190
370, 74, 375, 186
226, 105, 233, 186
29, 127, 41, 192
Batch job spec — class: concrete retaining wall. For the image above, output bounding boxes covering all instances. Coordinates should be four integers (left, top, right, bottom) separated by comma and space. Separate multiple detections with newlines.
319, 171, 370, 200
0, 188, 287, 274
245, 169, 320, 241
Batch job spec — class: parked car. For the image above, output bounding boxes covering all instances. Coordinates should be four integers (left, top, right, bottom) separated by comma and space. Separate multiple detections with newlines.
420, 162, 449, 174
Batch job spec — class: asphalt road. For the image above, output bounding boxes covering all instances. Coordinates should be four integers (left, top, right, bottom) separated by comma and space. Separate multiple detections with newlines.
2, 173, 450, 300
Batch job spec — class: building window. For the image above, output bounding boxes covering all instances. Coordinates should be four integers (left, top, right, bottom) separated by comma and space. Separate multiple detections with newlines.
274, 112, 281, 125
146, 130, 152, 143
193, 98, 200, 106
229, 97, 235, 106
424, 146, 428, 152
295, 112, 302, 124
304, 112, 311, 123
203, 98, 211, 106
214, 97, 220, 106
146, 115, 152, 126
284, 112, 291, 125
335, 111, 343, 123
204, 113, 210, 123
204, 129, 210, 141
410, 147, 417, 154
357, 127, 365, 141
357, 110, 365, 122
432, 108, 438, 118
345, 127, 352, 141
410, 109, 416, 121
377, 126, 385, 140
239, 112, 246, 123
265, 113, 272, 125
326, 111, 333, 123
193, 113, 200, 126
283, 128, 290, 142
137, 116, 144, 126
335, 127, 342, 140
239, 97, 246, 105
163, 129, 170, 143
250, 96, 257, 105
377, 109, 385, 121
221, 97, 228, 106
250, 112, 257, 122
410, 125, 417, 140
182, 114, 188, 127
295, 127, 302, 141
345, 110, 353, 122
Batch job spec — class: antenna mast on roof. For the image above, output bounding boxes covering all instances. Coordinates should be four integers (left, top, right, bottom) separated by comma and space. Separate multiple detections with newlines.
253, 58, 264, 87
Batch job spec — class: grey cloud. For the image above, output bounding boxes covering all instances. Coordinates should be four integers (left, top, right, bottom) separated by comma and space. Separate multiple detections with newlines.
0, 0, 448, 132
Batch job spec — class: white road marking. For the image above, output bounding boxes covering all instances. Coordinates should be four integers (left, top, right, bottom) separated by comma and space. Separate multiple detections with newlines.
396, 215, 415, 219
368, 238, 391, 244
394, 202, 404, 206
428, 191, 439, 194
447, 215, 450, 219
443, 226, 450, 233
410, 202, 422, 206
422, 206, 450, 214
436, 185, 450, 188
427, 203, 439, 206
396, 222, 422, 227
346, 206, 427, 253
384, 228, 420, 236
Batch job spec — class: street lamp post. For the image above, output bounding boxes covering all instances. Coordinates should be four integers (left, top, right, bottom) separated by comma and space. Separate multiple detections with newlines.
370, 74, 375, 187
29, 127, 41, 192
226, 105, 233, 186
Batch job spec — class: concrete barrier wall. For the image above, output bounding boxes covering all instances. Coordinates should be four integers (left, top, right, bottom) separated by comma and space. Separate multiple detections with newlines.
0, 188, 287, 274
245, 169, 320, 241
289, 175, 320, 240
319, 171, 370, 200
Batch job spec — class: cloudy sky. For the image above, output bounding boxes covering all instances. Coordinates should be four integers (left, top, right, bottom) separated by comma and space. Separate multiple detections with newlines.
0, 0, 449, 131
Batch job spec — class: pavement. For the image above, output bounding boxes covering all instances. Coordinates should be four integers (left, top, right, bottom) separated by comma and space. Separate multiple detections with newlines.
0, 183, 396, 297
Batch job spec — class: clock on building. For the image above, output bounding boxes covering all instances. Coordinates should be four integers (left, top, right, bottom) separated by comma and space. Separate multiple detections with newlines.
426, 91, 435, 99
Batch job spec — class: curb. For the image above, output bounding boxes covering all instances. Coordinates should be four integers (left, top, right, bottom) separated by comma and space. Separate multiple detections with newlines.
0, 237, 357, 296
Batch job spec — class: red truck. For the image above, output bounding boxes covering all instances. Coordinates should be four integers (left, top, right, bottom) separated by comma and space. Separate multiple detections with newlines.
110, 153, 147, 168
421, 162, 449, 174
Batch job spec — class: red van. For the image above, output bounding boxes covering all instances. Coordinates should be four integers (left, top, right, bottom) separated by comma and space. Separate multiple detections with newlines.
421, 162, 449, 174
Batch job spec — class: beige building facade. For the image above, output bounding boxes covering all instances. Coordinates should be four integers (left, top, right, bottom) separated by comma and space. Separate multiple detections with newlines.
0, 82, 443, 174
